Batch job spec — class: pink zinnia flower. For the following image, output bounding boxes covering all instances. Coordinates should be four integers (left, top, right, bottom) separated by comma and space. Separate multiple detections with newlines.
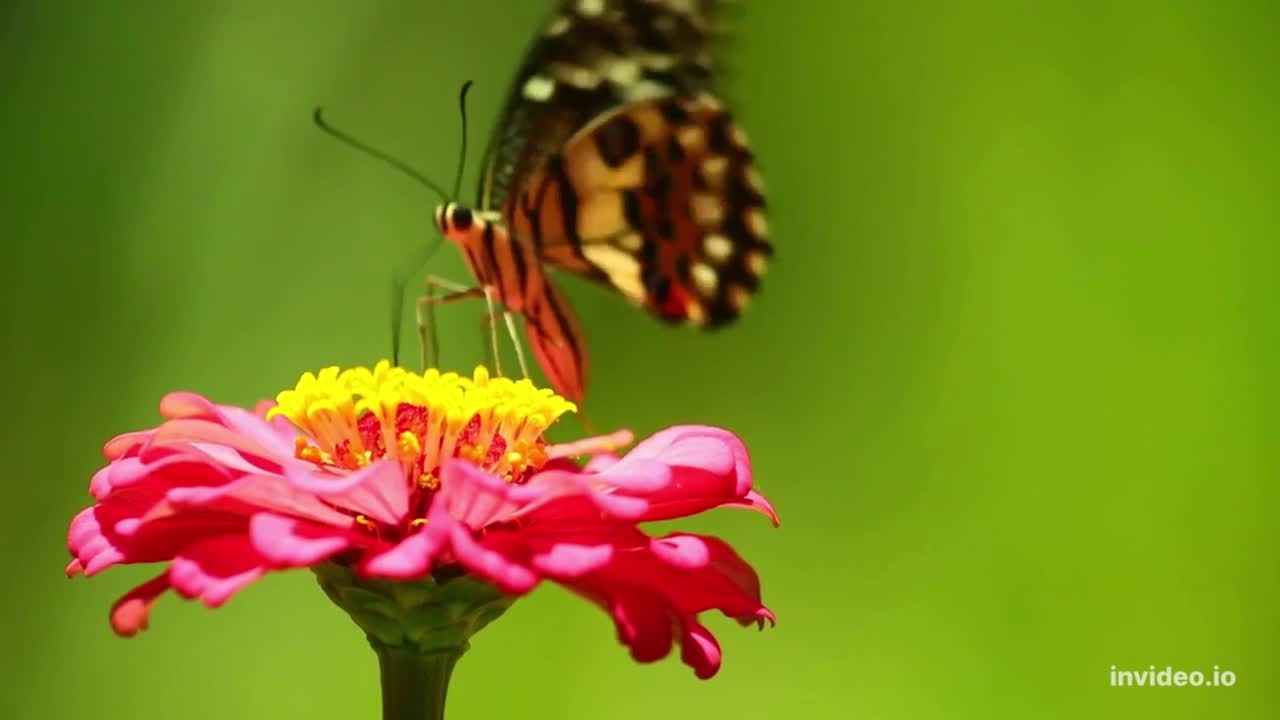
67, 363, 777, 679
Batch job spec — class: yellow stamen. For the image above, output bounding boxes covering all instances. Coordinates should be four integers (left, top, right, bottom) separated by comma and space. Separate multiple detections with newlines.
271, 362, 572, 490
397, 431, 422, 458
459, 443, 485, 464
354, 515, 380, 538
294, 436, 333, 466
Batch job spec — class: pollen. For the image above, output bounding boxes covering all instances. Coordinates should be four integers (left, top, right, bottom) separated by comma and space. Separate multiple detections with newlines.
354, 515, 381, 539
397, 430, 422, 458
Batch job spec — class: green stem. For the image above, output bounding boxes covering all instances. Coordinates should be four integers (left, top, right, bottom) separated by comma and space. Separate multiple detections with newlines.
373, 642, 466, 720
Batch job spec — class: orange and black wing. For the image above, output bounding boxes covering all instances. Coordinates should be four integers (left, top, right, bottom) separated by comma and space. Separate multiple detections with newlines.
505, 94, 770, 327
476, 0, 722, 213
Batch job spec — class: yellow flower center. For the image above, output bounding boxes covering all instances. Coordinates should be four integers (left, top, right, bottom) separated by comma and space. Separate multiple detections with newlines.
268, 362, 575, 489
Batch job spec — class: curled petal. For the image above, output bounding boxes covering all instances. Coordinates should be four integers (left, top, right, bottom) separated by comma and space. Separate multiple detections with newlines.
583, 453, 621, 473
649, 535, 710, 570
448, 523, 539, 594
681, 618, 723, 680
614, 588, 676, 663
169, 535, 267, 607
161, 392, 297, 459
514, 470, 651, 524
249, 513, 360, 568
731, 490, 781, 526
109, 573, 171, 637
437, 459, 542, 529
284, 459, 408, 526
159, 391, 219, 420
361, 521, 451, 579
553, 425, 775, 525
145, 419, 280, 467
102, 430, 154, 462
529, 543, 614, 578
165, 474, 355, 528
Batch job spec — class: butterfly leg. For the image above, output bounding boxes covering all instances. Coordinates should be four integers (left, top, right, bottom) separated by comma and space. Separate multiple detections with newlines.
503, 311, 531, 380
416, 275, 483, 371
480, 286, 505, 376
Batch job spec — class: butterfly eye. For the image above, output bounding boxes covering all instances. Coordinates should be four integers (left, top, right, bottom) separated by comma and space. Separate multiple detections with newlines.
451, 206, 474, 231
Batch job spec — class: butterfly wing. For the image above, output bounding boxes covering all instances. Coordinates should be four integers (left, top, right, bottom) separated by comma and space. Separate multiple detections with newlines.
476, 0, 721, 213
506, 94, 770, 327
523, 275, 589, 402
468, 0, 738, 399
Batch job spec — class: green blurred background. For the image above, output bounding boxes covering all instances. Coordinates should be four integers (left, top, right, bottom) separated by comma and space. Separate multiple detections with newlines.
2, 1, 1276, 718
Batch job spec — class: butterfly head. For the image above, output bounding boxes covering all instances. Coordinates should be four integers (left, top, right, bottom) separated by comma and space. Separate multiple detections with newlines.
434, 202, 480, 243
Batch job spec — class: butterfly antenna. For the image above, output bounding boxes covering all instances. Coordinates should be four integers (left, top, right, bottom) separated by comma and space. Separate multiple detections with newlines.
451, 80, 474, 200
313, 107, 452, 205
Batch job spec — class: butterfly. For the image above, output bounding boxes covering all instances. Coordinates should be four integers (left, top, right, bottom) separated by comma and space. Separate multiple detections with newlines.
427, 0, 771, 402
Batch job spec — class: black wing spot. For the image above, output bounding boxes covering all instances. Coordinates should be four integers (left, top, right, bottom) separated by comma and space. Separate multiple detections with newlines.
666, 136, 686, 163
658, 97, 690, 124
622, 189, 646, 230
675, 253, 691, 282
594, 114, 641, 168
648, 273, 672, 307
708, 112, 736, 155
643, 147, 672, 197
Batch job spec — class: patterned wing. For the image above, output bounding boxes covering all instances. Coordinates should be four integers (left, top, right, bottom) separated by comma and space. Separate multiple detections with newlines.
505, 94, 770, 327
476, 0, 721, 212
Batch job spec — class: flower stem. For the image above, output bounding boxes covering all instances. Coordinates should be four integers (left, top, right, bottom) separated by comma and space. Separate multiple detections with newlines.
373, 642, 466, 720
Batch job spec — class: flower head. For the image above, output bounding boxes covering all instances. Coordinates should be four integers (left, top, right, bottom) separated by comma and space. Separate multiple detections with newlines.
68, 362, 777, 678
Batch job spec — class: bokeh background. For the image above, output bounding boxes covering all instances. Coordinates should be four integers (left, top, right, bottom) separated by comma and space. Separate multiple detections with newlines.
3, 1, 1276, 718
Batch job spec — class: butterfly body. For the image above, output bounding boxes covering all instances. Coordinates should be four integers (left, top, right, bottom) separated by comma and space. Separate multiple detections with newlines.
435, 0, 770, 401
434, 202, 587, 400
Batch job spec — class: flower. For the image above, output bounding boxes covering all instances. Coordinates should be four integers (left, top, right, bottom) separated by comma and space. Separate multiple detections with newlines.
67, 362, 777, 678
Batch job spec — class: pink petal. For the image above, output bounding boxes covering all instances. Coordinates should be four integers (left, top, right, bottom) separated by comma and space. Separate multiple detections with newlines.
605, 586, 675, 664
361, 522, 450, 579
159, 391, 218, 420
249, 513, 359, 568
160, 393, 297, 458
208, 403, 298, 459
436, 459, 542, 529
168, 535, 266, 607
583, 453, 621, 472
514, 470, 651, 524
91, 451, 237, 500
448, 523, 539, 593
650, 535, 710, 570
681, 618, 723, 679
102, 430, 154, 461
567, 531, 769, 624
109, 573, 171, 637
529, 543, 614, 578
165, 473, 355, 528
284, 459, 408, 526
729, 490, 781, 526
144, 418, 282, 467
